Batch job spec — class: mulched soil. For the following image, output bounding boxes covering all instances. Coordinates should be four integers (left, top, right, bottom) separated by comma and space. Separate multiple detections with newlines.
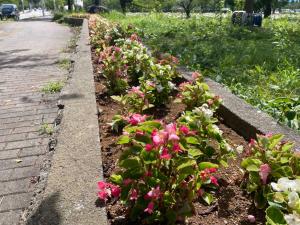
92, 51, 265, 225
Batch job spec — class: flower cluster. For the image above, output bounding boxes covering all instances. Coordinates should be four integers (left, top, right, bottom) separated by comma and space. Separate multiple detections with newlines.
175, 72, 221, 110
241, 134, 300, 224
91, 15, 233, 224
97, 181, 121, 201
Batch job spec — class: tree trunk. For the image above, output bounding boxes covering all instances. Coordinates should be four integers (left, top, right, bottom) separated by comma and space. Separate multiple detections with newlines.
244, 0, 254, 13
95, 0, 100, 6
68, 0, 72, 11
264, 0, 272, 18
185, 9, 191, 18
120, 0, 126, 14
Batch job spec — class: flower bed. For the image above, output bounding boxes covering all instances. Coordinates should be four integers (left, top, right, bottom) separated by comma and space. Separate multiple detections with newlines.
89, 15, 300, 225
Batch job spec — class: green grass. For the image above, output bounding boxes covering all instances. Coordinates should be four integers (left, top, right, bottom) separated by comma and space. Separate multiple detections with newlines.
41, 81, 64, 94
58, 58, 72, 70
39, 123, 54, 135
104, 12, 300, 131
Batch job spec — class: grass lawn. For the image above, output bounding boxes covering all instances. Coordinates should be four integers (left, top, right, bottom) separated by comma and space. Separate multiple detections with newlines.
104, 12, 300, 131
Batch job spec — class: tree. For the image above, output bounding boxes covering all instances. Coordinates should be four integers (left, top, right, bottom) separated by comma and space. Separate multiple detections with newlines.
244, 0, 254, 13
120, 0, 132, 13
177, 0, 195, 18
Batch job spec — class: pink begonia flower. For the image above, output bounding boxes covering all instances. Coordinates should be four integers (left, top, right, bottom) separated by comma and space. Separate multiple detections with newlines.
98, 190, 108, 200
169, 133, 179, 141
145, 186, 161, 200
259, 164, 271, 185
197, 189, 204, 196
145, 144, 153, 152
247, 215, 256, 223
136, 130, 144, 136
98, 181, 107, 190
130, 189, 138, 201
192, 71, 200, 79
151, 129, 167, 147
130, 86, 145, 98
144, 170, 152, 177
144, 202, 154, 214
127, 114, 146, 126
160, 148, 171, 160
111, 185, 121, 198
249, 138, 256, 147
179, 125, 189, 135
114, 47, 121, 53
165, 123, 179, 141
208, 168, 217, 173
172, 143, 181, 153
265, 133, 273, 138
123, 178, 132, 186
210, 176, 219, 186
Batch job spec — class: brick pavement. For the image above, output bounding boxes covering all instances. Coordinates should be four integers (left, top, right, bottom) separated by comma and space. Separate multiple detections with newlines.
0, 19, 71, 224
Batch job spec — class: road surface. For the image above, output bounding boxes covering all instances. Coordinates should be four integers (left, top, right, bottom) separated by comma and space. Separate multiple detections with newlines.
0, 18, 71, 225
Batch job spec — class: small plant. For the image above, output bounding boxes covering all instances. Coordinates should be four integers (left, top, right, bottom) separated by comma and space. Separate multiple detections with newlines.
41, 81, 64, 94
98, 117, 225, 224
111, 86, 154, 114
175, 72, 222, 111
116, 34, 152, 85
265, 176, 300, 225
58, 59, 72, 71
241, 134, 300, 209
39, 123, 54, 135
99, 46, 128, 94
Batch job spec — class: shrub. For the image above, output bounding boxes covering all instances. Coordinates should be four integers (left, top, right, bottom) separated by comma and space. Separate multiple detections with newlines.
175, 72, 222, 111
98, 117, 227, 224
241, 134, 300, 209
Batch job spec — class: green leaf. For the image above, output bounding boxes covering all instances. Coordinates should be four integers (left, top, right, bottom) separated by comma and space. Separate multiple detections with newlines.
110, 174, 123, 185
117, 135, 130, 144
119, 157, 141, 169
141, 149, 157, 164
188, 148, 203, 158
198, 162, 219, 170
254, 189, 267, 209
177, 159, 196, 171
281, 142, 294, 152
269, 134, 284, 149
111, 95, 123, 102
246, 164, 260, 172
241, 158, 262, 170
202, 192, 214, 205
186, 136, 199, 145
265, 206, 287, 225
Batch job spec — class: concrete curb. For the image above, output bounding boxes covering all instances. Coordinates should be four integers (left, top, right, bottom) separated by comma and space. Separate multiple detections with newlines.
25, 19, 108, 225
63, 17, 84, 27
181, 69, 300, 149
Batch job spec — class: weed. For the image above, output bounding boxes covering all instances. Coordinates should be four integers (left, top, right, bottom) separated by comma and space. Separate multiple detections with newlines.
39, 123, 54, 135
41, 81, 64, 93
58, 58, 72, 70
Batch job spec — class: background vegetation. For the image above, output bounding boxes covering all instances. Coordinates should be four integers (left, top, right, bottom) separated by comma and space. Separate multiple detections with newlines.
105, 12, 300, 131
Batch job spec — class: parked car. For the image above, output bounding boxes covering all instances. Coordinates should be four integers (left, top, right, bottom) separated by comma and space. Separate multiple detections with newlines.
0, 4, 20, 21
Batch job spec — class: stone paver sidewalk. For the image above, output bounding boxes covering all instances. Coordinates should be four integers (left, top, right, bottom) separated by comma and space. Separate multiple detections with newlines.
0, 19, 71, 225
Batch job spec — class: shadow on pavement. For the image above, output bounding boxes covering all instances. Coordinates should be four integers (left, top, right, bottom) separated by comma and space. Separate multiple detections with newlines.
25, 192, 62, 225
0, 51, 57, 70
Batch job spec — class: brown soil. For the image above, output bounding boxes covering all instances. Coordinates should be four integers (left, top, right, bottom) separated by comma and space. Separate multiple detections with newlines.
92, 51, 265, 225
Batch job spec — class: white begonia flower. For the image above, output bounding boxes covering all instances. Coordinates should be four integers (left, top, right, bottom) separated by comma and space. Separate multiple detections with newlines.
284, 212, 300, 225
288, 192, 300, 209
156, 84, 164, 93
224, 142, 233, 152
271, 178, 300, 192
193, 104, 213, 119
212, 124, 223, 135
168, 81, 175, 90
